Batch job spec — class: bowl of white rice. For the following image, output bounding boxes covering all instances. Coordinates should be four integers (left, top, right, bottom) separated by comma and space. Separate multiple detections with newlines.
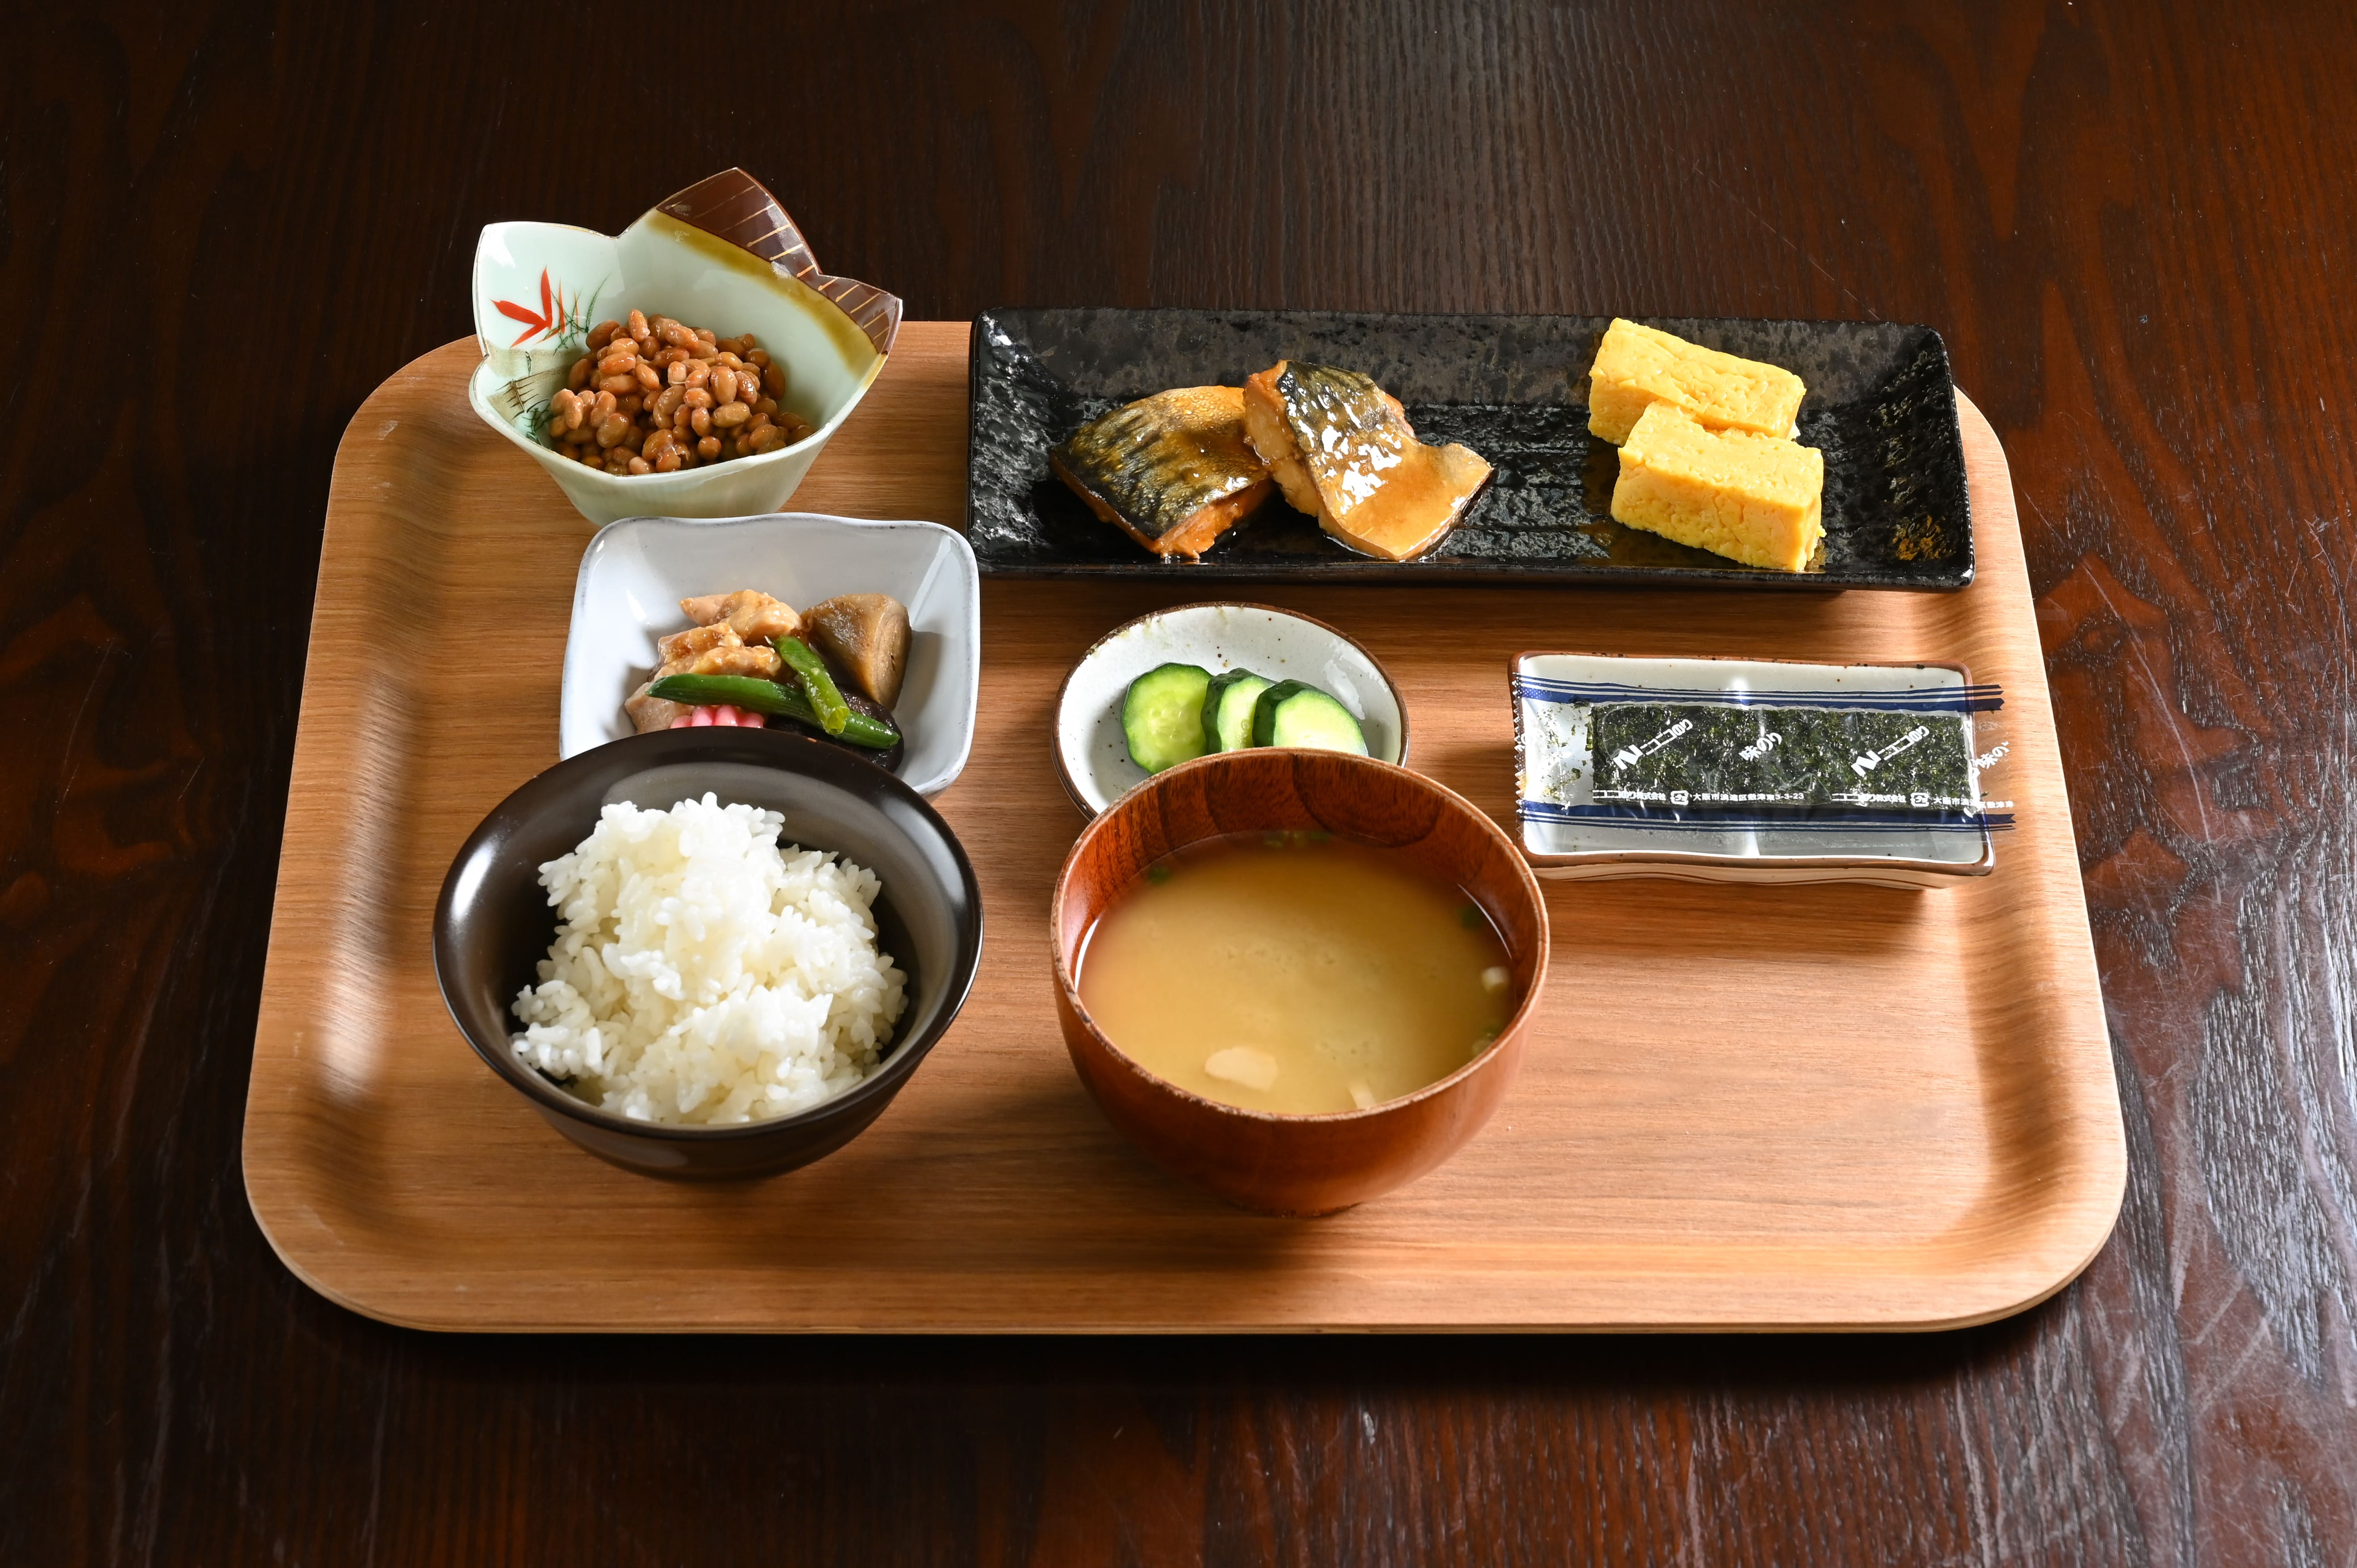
433, 726, 983, 1179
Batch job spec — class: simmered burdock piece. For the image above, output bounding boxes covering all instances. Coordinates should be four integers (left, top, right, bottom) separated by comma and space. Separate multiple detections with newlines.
1051, 387, 1273, 560
679, 589, 802, 645
1241, 362, 1491, 562
799, 594, 912, 707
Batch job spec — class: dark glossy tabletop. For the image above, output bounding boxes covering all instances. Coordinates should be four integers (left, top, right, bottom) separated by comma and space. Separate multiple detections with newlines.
8, 4, 2353, 1562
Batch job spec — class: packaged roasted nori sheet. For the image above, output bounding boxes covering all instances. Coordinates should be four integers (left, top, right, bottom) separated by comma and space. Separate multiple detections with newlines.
1590, 703, 1976, 809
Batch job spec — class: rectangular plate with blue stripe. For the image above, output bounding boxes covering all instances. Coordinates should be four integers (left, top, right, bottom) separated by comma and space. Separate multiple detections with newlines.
1512, 652, 2015, 885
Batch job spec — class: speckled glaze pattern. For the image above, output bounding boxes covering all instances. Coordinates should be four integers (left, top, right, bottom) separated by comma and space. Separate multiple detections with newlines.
968, 308, 1973, 590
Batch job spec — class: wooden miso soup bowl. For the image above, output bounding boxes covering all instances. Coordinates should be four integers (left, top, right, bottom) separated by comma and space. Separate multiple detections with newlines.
1050, 749, 1551, 1216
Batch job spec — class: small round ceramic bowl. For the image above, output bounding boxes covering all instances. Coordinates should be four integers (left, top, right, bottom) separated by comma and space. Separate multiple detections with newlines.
1053, 602, 1408, 815
433, 727, 981, 1180
466, 170, 902, 528
1049, 748, 1550, 1215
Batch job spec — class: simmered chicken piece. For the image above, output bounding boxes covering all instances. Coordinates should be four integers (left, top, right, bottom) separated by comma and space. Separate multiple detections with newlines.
655, 621, 742, 665
679, 589, 802, 645
680, 643, 783, 678
650, 621, 783, 679
627, 617, 783, 733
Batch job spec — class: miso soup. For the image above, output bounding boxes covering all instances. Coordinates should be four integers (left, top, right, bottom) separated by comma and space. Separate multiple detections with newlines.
1075, 831, 1516, 1115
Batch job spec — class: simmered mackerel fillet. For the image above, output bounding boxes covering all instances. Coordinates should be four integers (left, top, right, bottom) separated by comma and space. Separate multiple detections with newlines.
1051, 387, 1273, 560
1241, 361, 1491, 561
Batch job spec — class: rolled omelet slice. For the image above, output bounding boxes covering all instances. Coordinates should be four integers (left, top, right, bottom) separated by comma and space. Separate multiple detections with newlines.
1587, 319, 1806, 445
1610, 403, 1824, 572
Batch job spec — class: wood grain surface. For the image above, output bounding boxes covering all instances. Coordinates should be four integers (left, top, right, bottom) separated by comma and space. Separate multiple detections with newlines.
240, 330, 2119, 1331
6, 1, 2353, 1562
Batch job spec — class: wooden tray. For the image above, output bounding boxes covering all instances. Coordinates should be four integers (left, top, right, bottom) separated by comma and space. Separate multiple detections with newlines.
242, 324, 2124, 1332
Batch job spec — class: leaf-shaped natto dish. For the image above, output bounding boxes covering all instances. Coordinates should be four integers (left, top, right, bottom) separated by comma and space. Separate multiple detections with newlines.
467, 169, 904, 527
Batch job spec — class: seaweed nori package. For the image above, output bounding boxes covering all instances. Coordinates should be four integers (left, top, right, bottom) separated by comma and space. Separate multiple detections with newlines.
1591, 702, 1977, 810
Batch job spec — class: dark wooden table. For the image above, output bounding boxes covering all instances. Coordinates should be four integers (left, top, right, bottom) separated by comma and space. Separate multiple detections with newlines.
8, 3, 2353, 1561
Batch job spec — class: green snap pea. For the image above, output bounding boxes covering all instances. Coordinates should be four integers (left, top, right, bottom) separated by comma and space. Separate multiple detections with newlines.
773, 636, 851, 736
645, 674, 899, 750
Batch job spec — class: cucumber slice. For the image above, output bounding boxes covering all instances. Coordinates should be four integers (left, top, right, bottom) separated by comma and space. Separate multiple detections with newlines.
1251, 680, 1368, 755
1202, 670, 1274, 753
1121, 663, 1214, 773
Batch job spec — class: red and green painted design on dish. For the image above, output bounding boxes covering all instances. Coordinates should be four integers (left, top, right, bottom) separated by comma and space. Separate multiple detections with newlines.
493, 268, 604, 349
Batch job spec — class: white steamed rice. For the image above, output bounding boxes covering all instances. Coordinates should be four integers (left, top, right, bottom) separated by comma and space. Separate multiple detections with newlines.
508, 792, 907, 1125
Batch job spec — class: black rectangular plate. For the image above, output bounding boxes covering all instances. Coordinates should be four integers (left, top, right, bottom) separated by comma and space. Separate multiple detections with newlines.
966, 308, 1972, 590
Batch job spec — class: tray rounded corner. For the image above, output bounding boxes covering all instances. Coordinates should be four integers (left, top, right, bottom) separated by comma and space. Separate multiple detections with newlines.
240, 1118, 443, 1332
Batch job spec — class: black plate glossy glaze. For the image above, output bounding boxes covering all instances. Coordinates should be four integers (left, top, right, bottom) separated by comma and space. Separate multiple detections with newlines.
968, 308, 1972, 590
433, 728, 983, 1181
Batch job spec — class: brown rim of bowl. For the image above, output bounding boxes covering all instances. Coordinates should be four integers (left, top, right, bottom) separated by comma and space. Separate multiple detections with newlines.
1047, 749, 1550, 1125
1049, 601, 1412, 818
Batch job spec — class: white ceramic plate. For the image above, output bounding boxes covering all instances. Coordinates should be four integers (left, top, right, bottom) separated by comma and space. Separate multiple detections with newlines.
1512, 652, 2007, 888
562, 513, 979, 796
1054, 603, 1407, 815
